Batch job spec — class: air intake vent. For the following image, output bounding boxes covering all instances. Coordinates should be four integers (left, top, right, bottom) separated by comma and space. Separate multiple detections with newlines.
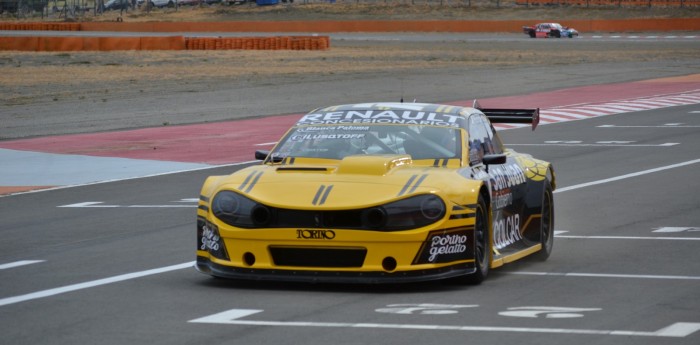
269, 247, 367, 268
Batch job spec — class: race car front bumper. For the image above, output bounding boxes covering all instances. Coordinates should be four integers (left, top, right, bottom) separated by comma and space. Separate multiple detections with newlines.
196, 256, 476, 284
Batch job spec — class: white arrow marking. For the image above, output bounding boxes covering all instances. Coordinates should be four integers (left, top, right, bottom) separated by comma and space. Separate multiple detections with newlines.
498, 306, 601, 319
188, 309, 700, 338
375, 304, 478, 315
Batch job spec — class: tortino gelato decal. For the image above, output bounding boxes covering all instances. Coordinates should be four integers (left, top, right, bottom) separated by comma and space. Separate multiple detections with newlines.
414, 229, 472, 265
297, 110, 467, 128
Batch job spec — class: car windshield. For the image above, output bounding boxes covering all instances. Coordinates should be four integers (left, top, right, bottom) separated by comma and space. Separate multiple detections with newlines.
270, 124, 460, 161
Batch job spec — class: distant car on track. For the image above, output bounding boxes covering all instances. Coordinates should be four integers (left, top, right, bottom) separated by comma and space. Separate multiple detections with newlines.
523, 23, 579, 38
196, 101, 556, 284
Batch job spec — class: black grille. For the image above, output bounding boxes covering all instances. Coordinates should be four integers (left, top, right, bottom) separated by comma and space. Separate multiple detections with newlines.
275, 209, 364, 228
269, 247, 367, 268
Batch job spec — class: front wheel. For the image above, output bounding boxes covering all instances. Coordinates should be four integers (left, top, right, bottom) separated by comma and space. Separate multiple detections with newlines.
459, 193, 490, 284
533, 183, 554, 261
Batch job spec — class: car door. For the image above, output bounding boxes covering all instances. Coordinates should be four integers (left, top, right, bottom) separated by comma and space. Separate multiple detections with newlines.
466, 113, 528, 251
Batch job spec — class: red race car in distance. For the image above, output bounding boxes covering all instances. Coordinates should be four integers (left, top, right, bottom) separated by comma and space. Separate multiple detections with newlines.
523, 23, 579, 38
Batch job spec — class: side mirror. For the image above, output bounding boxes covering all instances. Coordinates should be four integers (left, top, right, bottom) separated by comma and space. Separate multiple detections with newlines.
483, 154, 506, 172
255, 150, 284, 163
255, 150, 270, 161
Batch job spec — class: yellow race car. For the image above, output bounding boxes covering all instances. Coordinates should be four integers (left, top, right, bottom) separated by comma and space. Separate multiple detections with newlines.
196, 102, 555, 284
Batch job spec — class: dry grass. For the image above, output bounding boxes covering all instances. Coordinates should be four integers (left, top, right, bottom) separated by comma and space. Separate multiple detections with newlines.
1, 40, 697, 94
4, 2, 699, 22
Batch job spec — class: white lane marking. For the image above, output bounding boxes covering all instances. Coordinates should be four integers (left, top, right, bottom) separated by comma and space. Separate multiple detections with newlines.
508, 143, 678, 147
189, 309, 700, 338
653, 227, 700, 233
506, 271, 700, 281
554, 158, 700, 193
0, 260, 45, 270
176, 198, 199, 203
0, 262, 193, 307
598, 124, 700, 128
556, 235, 700, 241
254, 142, 278, 146
58, 201, 195, 208
58, 202, 118, 208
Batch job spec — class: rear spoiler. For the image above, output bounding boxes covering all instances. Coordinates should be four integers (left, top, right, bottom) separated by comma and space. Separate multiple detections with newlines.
473, 100, 540, 131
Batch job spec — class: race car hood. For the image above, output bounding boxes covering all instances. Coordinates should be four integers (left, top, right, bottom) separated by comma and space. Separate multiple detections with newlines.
202, 155, 478, 209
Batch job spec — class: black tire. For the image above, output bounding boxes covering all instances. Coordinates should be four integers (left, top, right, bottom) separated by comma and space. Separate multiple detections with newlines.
551, 30, 561, 38
460, 193, 490, 284
533, 183, 554, 261
529, 31, 535, 38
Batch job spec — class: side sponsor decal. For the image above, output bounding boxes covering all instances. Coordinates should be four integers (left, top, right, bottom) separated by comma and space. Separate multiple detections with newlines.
490, 163, 526, 191
493, 214, 522, 249
413, 228, 473, 264
197, 217, 229, 260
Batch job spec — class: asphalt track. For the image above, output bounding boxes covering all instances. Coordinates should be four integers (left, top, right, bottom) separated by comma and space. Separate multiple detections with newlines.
1, 35, 700, 344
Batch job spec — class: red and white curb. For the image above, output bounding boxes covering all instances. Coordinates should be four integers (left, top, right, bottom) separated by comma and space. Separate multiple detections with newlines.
494, 90, 700, 130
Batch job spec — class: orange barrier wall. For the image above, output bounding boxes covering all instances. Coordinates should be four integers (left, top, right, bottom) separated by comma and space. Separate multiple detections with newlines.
0, 35, 328, 51
0, 22, 80, 31
0, 36, 185, 51
184, 36, 329, 50
78, 18, 700, 33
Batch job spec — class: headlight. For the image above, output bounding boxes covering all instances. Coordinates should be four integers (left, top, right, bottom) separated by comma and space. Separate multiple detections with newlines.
363, 194, 446, 230
212, 191, 271, 228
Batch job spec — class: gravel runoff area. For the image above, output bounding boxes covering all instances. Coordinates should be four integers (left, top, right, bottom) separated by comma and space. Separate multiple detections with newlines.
1, 4, 699, 140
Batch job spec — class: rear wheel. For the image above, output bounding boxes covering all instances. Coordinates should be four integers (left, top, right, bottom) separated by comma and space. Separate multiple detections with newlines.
534, 183, 554, 261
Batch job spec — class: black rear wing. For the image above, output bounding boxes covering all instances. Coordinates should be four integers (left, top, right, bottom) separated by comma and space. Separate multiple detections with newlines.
473, 100, 540, 131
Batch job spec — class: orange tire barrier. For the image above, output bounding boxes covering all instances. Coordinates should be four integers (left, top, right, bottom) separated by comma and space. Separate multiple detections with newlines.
78, 19, 700, 33
0, 22, 80, 31
0, 35, 328, 51
184, 36, 330, 50
0, 36, 185, 51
